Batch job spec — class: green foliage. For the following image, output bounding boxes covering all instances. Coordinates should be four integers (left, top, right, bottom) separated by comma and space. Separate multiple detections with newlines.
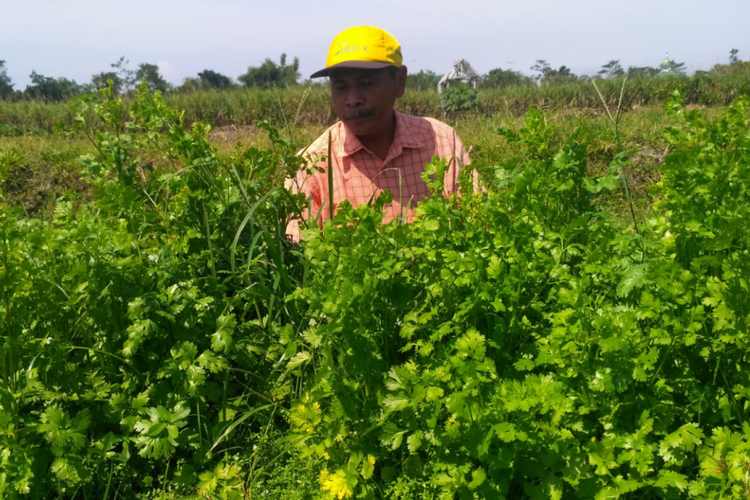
709, 50, 750, 79
179, 71, 235, 94
284, 94, 750, 499
440, 85, 478, 113
0, 60, 14, 99
482, 68, 535, 89
1, 73, 748, 136
91, 71, 124, 95
238, 54, 300, 89
531, 60, 579, 85
407, 70, 441, 91
2, 78, 750, 500
730, 49, 740, 65
659, 57, 687, 75
197, 70, 233, 90
598, 60, 624, 79
135, 63, 169, 93
627, 66, 661, 78
0, 81, 309, 498
24, 71, 88, 102
92, 57, 137, 96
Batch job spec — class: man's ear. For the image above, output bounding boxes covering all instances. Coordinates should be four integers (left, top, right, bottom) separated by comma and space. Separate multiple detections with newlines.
396, 65, 407, 98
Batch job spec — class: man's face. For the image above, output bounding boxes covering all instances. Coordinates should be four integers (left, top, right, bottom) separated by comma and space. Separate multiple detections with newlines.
329, 66, 407, 138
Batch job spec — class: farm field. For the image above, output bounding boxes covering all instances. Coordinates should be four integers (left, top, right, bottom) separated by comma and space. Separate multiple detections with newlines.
1, 82, 750, 500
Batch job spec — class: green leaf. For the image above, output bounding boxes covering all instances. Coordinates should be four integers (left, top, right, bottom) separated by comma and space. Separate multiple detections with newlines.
287, 351, 311, 370
381, 423, 407, 450
654, 470, 689, 492
211, 314, 236, 353
382, 395, 410, 413
148, 423, 167, 437
617, 264, 651, 297
407, 431, 423, 453
468, 467, 486, 489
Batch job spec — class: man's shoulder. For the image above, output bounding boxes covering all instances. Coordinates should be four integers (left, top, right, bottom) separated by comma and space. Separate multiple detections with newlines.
297, 122, 342, 158
397, 112, 460, 143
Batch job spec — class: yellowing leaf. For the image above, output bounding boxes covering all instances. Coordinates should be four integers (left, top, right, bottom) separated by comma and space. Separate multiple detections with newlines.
319, 469, 355, 499
360, 455, 375, 479
426, 386, 444, 401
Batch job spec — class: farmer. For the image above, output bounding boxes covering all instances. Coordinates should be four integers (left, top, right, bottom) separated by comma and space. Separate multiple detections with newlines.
286, 26, 474, 242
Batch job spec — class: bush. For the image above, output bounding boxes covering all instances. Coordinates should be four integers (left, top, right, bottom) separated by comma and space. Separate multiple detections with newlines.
482, 68, 535, 89
3, 83, 750, 499
407, 70, 440, 91
238, 54, 300, 89
287, 94, 750, 499
440, 85, 478, 113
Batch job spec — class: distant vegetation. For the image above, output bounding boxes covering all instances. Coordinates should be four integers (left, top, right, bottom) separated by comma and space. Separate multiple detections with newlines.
237, 53, 300, 89
0, 50, 748, 137
0, 60, 15, 99
0, 49, 746, 104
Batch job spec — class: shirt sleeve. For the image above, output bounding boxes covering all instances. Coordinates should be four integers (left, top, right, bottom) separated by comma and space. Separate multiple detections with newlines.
442, 128, 477, 196
285, 164, 322, 243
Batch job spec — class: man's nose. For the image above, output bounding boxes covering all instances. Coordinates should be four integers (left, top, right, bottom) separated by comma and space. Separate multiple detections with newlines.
345, 86, 365, 107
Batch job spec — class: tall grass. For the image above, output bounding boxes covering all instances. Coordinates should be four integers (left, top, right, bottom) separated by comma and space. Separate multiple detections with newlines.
1, 69, 748, 134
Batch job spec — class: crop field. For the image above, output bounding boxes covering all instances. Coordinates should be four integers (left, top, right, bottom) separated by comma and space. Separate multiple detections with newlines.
1, 80, 750, 500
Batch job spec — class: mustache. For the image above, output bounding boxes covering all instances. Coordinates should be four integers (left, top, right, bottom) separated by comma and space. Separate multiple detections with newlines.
344, 108, 375, 119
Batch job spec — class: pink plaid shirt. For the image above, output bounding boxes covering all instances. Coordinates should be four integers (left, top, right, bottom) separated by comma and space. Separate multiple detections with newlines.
285, 111, 472, 241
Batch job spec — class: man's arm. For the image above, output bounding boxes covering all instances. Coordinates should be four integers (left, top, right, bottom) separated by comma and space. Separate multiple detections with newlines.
285, 170, 322, 243
442, 128, 479, 196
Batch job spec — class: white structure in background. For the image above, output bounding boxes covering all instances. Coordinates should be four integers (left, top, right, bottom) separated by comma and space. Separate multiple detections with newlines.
438, 59, 481, 93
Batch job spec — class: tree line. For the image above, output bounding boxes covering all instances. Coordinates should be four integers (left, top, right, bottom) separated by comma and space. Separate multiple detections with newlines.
0, 54, 302, 103
0, 50, 746, 102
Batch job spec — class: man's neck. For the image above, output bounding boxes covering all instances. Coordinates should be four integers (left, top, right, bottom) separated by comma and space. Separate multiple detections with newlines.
355, 112, 397, 161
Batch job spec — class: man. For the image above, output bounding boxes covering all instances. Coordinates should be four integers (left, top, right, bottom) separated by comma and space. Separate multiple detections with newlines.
286, 26, 473, 241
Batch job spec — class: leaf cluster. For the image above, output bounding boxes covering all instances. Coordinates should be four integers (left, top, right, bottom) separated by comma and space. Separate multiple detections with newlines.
2, 80, 750, 500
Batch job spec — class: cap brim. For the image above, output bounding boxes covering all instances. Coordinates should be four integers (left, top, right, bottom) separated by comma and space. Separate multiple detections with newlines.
310, 60, 395, 78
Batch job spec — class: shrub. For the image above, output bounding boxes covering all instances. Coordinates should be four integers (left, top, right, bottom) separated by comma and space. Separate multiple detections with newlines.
440, 85, 478, 113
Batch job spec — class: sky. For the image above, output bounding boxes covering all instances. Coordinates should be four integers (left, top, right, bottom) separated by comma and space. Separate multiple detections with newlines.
1, 0, 748, 89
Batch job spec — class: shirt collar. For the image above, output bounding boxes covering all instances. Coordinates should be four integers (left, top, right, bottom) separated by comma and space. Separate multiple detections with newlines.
335, 110, 425, 158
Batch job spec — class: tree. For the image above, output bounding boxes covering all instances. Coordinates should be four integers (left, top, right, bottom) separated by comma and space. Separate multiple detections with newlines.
92, 71, 123, 94
407, 70, 440, 91
532, 60, 580, 85
238, 54, 300, 88
598, 60, 624, 79
730, 48, 740, 65
482, 68, 534, 88
0, 60, 14, 99
627, 66, 660, 78
531, 61, 578, 86
92, 57, 135, 95
530, 60, 552, 82
197, 70, 233, 90
662, 59, 686, 74
135, 63, 168, 93
24, 71, 87, 102
709, 50, 749, 77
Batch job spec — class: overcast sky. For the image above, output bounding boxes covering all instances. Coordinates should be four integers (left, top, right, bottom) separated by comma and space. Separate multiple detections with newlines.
1, 0, 748, 89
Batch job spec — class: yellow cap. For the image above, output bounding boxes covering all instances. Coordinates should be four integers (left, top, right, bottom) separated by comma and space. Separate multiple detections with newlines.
310, 26, 402, 78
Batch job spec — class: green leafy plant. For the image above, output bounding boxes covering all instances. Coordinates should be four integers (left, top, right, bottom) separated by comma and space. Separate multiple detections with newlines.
440, 85, 478, 113
2, 77, 750, 500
